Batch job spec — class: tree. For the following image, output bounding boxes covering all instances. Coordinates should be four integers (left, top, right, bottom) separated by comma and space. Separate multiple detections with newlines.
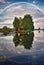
21, 15, 34, 32
43, 28, 44, 30
3, 26, 9, 35
13, 17, 20, 32
38, 27, 40, 30
13, 14, 34, 33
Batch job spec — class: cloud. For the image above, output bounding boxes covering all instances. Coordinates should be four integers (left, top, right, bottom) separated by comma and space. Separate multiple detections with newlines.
6, 6, 23, 13
4, 5, 44, 20
0, 4, 44, 28
34, 17, 44, 21
0, 0, 5, 3
0, 9, 2, 12
0, 1, 11, 11
0, 19, 13, 28
32, 0, 38, 4
34, 17, 44, 29
5, 6, 34, 16
0, 0, 11, 4
43, 9, 44, 13
0, 5, 44, 22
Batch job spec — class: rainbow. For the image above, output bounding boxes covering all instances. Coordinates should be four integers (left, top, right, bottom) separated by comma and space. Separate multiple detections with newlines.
0, 2, 44, 14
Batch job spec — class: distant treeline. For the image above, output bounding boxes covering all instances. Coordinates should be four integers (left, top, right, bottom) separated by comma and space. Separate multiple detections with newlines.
34, 28, 44, 30
0, 27, 44, 35
0, 26, 15, 35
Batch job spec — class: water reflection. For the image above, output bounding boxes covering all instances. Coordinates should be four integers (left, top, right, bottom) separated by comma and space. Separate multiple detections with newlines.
13, 32, 34, 49
0, 31, 44, 65
38, 30, 40, 33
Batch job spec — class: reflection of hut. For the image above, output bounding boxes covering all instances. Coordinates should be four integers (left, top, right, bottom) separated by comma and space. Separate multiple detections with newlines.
19, 26, 24, 34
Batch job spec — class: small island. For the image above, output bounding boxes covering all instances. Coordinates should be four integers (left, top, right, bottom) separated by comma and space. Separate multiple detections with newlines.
0, 14, 44, 35
0, 14, 34, 35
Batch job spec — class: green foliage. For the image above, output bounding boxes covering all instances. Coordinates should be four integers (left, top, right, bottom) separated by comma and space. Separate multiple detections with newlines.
21, 15, 34, 31
38, 28, 40, 30
2, 26, 10, 35
13, 34, 20, 46
13, 32, 34, 49
13, 17, 20, 31
13, 14, 34, 32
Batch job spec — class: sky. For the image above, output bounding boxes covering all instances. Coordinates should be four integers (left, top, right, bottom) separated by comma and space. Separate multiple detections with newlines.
0, 0, 44, 29
0, 0, 44, 9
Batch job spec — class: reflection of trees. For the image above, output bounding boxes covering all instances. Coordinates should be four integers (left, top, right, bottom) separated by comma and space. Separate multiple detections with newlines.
13, 34, 20, 46
13, 32, 34, 49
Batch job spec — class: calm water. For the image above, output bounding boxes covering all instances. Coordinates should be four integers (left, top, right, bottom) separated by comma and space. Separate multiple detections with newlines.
0, 31, 44, 65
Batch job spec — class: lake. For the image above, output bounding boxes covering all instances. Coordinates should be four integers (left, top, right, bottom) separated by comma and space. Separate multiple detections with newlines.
0, 31, 44, 65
